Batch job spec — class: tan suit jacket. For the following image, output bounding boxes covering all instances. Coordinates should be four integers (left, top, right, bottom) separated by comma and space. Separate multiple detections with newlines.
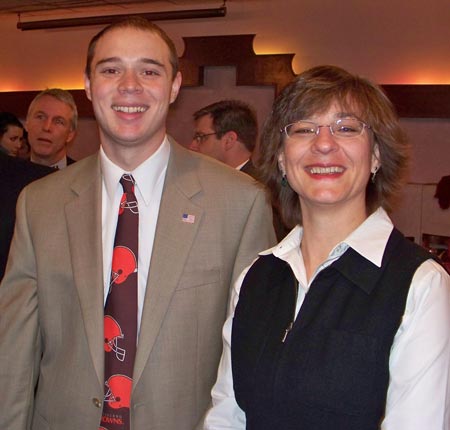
0, 141, 276, 430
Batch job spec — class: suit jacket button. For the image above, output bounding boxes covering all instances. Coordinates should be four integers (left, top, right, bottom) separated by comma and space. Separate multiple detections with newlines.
93, 398, 102, 408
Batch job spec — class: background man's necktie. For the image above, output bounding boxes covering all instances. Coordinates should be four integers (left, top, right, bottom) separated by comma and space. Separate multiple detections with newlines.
101, 174, 139, 430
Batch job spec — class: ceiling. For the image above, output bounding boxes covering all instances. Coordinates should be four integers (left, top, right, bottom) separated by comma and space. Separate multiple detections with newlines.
0, 0, 221, 16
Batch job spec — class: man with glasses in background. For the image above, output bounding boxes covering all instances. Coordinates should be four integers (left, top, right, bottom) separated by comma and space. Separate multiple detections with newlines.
190, 99, 258, 177
190, 99, 288, 240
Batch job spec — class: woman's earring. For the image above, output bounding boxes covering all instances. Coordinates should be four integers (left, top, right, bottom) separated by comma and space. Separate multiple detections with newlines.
371, 166, 379, 183
278, 154, 288, 187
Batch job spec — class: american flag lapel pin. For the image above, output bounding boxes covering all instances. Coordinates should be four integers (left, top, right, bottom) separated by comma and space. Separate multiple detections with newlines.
182, 213, 195, 224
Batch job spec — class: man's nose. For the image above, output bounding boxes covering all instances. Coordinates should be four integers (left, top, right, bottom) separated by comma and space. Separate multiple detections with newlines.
118, 70, 143, 94
189, 139, 200, 151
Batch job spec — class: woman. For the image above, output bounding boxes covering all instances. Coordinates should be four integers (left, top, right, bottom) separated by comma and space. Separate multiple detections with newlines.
0, 111, 25, 157
204, 66, 450, 430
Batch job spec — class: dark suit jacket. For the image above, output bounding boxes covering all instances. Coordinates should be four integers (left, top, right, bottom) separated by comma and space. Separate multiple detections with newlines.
0, 152, 53, 280
240, 158, 259, 179
0, 140, 276, 430
239, 158, 290, 241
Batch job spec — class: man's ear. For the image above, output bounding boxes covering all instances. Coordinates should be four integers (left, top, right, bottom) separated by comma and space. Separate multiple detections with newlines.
169, 71, 182, 104
66, 129, 77, 144
224, 131, 238, 151
84, 74, 92, 101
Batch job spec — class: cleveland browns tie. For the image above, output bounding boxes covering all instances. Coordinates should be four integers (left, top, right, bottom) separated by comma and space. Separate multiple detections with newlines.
101, 174, 138, 430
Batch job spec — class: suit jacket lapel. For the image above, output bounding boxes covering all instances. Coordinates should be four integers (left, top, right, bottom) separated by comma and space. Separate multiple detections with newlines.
133, 141, 204, 386
65, 154, 105, 388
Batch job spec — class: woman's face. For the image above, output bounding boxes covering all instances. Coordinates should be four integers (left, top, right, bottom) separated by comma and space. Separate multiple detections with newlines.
0, 125, 24, 157
279, 102, 379, 217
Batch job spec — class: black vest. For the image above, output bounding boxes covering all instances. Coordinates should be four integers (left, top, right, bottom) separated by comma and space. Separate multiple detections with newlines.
232, 228, 431, 430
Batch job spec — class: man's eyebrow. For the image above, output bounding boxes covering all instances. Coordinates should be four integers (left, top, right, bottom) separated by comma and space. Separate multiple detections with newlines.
95, 57, 165, 68
140, 58, 165, 68
95, 57, 121, 67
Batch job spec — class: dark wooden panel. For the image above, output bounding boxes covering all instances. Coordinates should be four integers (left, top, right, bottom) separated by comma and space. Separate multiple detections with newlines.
1, 35, 449, 119
382, 85, 450, 118
0, 90, 93, 118
179, 34, 296, 94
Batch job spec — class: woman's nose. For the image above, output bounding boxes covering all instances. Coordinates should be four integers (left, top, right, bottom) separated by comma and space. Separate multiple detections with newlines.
311, 126, 338, 153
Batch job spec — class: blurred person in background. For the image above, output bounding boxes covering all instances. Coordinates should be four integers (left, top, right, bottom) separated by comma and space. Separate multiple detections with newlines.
0, 112, 24, 157
26, 88, 78, 169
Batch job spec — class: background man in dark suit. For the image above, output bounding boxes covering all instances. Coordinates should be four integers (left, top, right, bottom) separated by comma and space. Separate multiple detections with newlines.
0, 151, 53, 280
26, 88, 78, 169
190, 99, 289, 240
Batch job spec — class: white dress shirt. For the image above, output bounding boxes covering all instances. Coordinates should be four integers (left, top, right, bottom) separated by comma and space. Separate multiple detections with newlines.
235, 159, 250, 171
100, 138, 170, 335
204, 207, 450, 430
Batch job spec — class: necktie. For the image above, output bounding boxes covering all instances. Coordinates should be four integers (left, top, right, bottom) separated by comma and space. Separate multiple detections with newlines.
101, 174, 139, 430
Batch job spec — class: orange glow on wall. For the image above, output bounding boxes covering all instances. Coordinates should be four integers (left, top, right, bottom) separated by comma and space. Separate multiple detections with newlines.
0, 78, 85, 92
407, 75, 450, 85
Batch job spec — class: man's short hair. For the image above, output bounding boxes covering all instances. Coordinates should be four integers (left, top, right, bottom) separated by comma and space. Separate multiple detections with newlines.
193, 99, 258, 152
85, 16, 179, 80
27, 88, 78, 131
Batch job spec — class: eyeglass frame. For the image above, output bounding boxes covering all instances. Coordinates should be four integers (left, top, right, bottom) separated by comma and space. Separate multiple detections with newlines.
280, 118, 371, 140
192, 132, 217, 144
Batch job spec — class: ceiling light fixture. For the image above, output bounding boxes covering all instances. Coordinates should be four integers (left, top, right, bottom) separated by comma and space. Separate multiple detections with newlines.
17, 3, 227, 31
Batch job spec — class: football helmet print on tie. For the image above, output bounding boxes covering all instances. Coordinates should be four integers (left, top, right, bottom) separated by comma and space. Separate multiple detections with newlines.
104, 374, 133, 409
110, 246, 137, 285
104, 315, 126, 362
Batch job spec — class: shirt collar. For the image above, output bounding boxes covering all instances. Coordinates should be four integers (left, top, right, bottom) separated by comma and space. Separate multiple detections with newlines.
262, 207, 393, 267
341, 207, 394, 268
100, 136, 170, 206
260, 207, 394, 289
235, 159, 250, 170
30, 154, 67, 169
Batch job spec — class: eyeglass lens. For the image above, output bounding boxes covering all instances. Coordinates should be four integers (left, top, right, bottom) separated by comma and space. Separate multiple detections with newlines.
285, 118, 366, 139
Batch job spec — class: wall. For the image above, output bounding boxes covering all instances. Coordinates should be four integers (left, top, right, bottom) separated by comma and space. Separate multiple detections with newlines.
1, 0, 450, 91
389, 119, 450, 242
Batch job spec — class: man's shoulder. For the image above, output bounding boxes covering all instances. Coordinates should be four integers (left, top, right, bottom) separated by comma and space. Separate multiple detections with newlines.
25, 153, 99, 195
0, 153, 54, 191
170, 141, 260, 192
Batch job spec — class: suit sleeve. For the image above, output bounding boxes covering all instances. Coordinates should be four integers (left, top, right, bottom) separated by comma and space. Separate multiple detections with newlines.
229, 188, 276, 286
203, 267, 251, 430
0, 187, 41, 430
196, 187, 276, 430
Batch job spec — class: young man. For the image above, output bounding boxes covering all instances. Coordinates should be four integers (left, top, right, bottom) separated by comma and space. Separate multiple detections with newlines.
0, 17, 275, 430
26, 88, 78, 168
